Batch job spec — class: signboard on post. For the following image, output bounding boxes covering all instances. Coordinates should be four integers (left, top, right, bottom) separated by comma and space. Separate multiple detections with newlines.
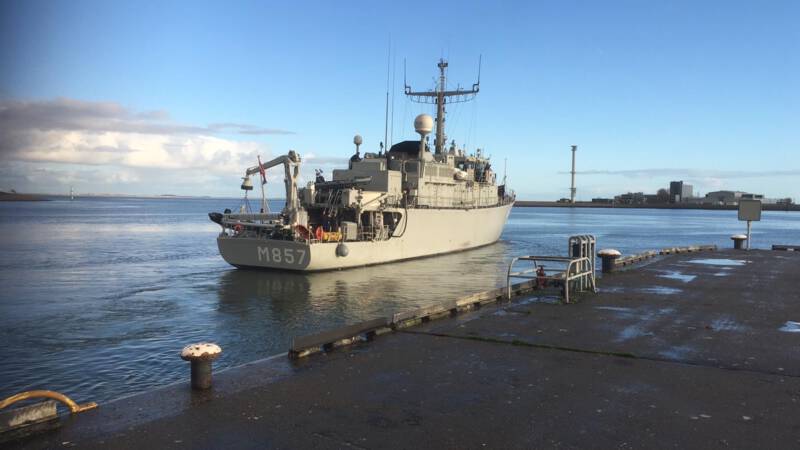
738, 199, 762, 250
738, 199, 762, 222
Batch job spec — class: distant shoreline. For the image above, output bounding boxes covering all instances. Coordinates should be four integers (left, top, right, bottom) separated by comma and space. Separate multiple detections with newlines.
514, 200, 800, 212
0, 193, 236, 202
0, 192, 49, 201
2, 193, 797, 212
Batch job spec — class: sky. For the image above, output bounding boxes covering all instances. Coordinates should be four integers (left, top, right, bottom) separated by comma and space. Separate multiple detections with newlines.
0, 0, 798, 200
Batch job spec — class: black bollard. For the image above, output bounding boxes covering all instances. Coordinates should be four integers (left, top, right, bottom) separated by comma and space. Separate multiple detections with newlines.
597, 249, 622, 273
731, 234, 747, 250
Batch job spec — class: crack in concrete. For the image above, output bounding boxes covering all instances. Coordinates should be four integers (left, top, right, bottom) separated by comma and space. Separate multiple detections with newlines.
398, 329, 800, 379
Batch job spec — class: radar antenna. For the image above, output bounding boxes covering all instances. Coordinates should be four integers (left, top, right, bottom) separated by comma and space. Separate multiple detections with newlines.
404, 57, 481, 154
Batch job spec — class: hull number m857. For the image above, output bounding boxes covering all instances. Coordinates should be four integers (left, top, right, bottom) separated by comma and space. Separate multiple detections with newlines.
257, 246, 307, 265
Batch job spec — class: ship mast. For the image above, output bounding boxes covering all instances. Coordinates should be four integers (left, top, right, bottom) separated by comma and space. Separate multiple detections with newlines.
405, 58, 481, 155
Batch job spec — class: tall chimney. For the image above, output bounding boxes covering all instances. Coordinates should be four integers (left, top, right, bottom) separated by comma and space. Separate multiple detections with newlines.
570, 145, 577, 203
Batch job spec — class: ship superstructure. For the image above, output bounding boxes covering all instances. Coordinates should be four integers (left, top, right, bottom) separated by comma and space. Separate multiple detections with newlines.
210, 59, 515, 271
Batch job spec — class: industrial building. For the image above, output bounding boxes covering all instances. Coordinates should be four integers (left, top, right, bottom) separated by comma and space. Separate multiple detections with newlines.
669, 181, 693, 203
613, 192, 662, 205
611, 183, 780, 207
702, 190, 764, 206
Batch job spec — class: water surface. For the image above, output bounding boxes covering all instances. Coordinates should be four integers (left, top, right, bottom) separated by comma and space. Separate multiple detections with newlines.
1, 198, 797, 403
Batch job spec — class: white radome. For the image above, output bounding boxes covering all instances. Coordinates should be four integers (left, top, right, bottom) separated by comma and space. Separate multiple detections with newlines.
353, 134, 363, 146
181, 342, 222, 361
414, 114, 434, 136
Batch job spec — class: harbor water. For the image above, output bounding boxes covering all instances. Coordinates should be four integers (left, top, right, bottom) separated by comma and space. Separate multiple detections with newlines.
1, 198, 798, 404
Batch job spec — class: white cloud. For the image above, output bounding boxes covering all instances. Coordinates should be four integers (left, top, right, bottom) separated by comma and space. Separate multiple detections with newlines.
0, 97, 294, 137
0, 98, 288, 174
0, 98, 304, 194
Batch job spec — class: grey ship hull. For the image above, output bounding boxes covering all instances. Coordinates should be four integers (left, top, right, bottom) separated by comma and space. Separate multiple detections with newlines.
217, 202, 513, 271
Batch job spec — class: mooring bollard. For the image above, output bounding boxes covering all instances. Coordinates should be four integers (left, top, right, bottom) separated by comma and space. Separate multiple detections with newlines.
731, 234, 747, 250
597, 249, 622, 273
181, 343, 222, 390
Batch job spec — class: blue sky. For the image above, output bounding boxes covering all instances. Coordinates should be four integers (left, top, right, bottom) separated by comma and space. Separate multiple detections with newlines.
1, 0, 797, 199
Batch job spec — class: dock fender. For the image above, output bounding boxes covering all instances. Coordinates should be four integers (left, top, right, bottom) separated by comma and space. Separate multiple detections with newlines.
336, 243, 349, 257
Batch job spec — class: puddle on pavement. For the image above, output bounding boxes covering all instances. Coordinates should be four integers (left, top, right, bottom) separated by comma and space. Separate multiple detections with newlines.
641, 286, 682, 295
600, 286, 626, 294
613, 307, 675, 342
600, 286, 682, 295
517, 296, 561, 305
594, 306, 633, 312
779, 321, 800, 333
657, 271, 697, 283
688, 258, 747, 266
495, 332, 518, 338
711, 317, 747, 332
617, 325, 653, 341
493, 309, 530, 317
659, 345, 694, 359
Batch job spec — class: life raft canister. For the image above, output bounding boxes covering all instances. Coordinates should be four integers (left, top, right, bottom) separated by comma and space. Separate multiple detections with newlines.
295, 224, 310, 240
315, 226, 324, 241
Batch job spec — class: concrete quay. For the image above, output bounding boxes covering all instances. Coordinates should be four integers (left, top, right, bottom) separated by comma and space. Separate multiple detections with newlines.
8, 250, 800, 449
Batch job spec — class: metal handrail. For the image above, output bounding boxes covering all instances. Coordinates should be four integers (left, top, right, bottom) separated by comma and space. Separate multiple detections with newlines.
507, 255, 597, 303
0, 390, 97, 414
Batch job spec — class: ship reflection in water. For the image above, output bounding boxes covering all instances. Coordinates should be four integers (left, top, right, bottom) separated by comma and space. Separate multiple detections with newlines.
208, 241, 510, 376
215, 239, 511, 326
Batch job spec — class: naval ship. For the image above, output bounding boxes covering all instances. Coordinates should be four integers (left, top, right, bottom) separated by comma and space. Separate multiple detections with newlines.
209, 59, 515, 271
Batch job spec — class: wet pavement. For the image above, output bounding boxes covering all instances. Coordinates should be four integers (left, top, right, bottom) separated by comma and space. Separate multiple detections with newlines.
9, 249, 800, 449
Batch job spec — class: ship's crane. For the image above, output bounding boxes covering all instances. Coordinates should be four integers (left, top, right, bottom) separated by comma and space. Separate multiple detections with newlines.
244, 150, 303, 225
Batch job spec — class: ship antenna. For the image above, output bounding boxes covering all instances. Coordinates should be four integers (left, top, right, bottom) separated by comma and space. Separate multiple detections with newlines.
405, 58, 481, 155
476, 55, 481, 89
403, 59, 407, 92
390, 50, 396, 147
383, 36, 391, 153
